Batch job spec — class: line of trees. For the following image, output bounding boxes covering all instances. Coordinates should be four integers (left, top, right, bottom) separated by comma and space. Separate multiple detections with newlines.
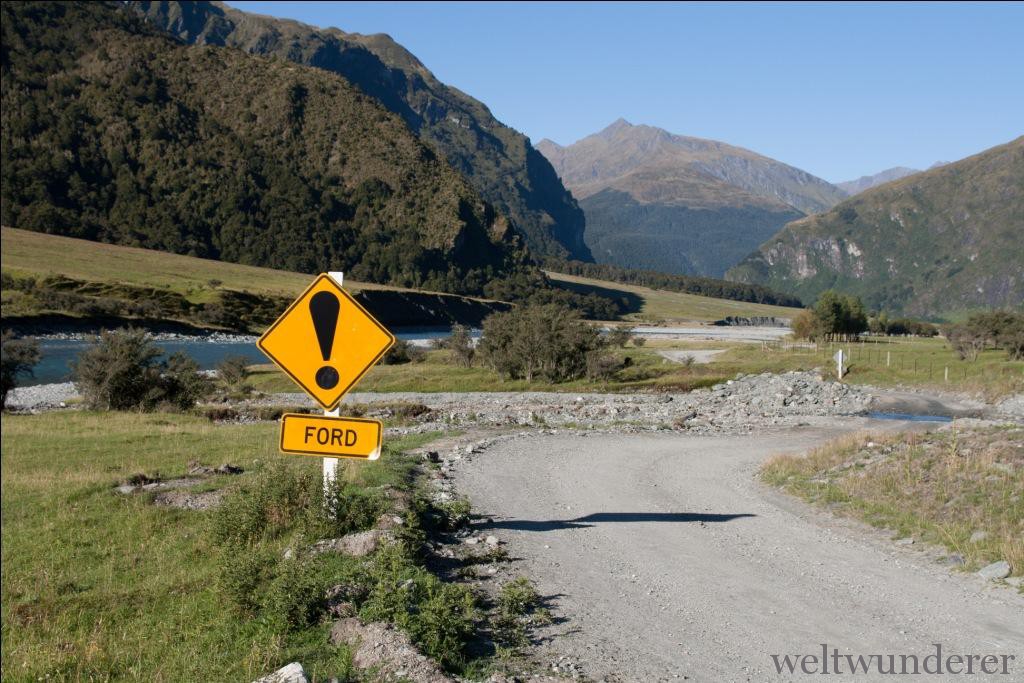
548, 259, 804, 307
790, 290, 868, 341
944, 311, 1024, 361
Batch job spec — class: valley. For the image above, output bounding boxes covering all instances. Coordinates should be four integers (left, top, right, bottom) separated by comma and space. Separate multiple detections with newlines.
1, 2, 1021, 682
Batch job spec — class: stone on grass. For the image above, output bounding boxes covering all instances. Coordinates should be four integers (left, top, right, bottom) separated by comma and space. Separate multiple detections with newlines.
330, 618, 453, 683
252, 662, 307, 683
977, 561, 1011, 581
969, 530, 988, 543
311, 529, 391, 557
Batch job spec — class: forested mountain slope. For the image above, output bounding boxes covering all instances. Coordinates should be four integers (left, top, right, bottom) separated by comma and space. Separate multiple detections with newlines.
1, 1, 542, 296
131, 0, 591, 261
728, 137, 1024, 317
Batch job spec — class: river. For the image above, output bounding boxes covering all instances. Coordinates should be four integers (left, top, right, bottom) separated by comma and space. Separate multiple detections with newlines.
26, 328, 470, 385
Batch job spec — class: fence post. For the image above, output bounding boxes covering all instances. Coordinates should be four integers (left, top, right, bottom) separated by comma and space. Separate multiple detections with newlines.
945, 366, 949, 383
887, 351, 891, 367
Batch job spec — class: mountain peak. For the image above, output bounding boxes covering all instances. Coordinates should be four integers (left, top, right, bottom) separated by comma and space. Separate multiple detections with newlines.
597, 118, 634, 136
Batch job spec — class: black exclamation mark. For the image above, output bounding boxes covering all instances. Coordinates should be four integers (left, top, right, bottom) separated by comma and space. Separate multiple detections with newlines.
309, 291, 340, 390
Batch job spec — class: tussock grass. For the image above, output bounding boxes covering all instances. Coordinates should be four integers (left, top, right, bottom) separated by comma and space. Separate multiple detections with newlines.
762, 427, 1024, 580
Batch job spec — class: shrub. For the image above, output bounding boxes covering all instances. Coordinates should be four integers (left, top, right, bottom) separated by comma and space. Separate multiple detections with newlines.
360, 545, 477, 670
216, 355, 252, 392
605, 326, 632, 348
381, 339, 425, 365
266, 555, 327, 631
479, 304, 607, 382
448, 324, 475, 367
631, 335, 646, 347
72, 328, 209, 410
1, 331, 40, 410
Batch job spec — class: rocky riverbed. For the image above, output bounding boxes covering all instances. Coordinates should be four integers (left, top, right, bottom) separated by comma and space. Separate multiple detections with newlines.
257, 371, 887, 439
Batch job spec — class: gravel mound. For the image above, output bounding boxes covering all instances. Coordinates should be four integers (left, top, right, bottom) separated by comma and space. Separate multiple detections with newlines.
5, 382, 78, 410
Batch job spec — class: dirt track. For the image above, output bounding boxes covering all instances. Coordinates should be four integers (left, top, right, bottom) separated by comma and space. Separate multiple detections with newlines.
454, 423, 1023, 681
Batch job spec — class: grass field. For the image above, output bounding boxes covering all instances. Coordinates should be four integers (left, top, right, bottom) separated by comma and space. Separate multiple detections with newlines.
718, 337, 1023, 399
249, 336, 1023, 399
0, 227, 401, 300
0, 411, 438, 681
2, 227, 803, 326
762, 427, 1023, 582
250, 346, 723, 395
545, 270, 801, 323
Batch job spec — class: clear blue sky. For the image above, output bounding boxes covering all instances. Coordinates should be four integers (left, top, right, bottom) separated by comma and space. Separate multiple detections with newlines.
227, 1, 1023, 182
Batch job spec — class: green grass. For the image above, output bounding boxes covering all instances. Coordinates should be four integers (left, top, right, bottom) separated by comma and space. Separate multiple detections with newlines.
716, 337, 1023, 399
0, 411, 431, 681
249, 336, 1021, 398
546, 270, 801, 323
1, 226, 416, 302
249, 347, 723, 395
761, 427, 1024, 581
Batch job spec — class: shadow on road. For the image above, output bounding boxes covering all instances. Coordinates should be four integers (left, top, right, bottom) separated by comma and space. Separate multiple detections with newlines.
476, 511, 756, 531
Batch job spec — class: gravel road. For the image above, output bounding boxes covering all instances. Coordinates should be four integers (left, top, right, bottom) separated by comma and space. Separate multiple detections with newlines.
453, 425, 1023, 681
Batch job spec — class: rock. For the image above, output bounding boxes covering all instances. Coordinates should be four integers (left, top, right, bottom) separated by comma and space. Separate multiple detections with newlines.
215, 463, 244, 475
978, 561, 1011, 580
943, 554, 966, 567
484, 535, 499, 546
252, 662, 307, 683
1005, 576, 1023, 588
894, 538, 915, 546
312, 530, 392, 557
330, 618, 454, 682
464, 537, 479, 545
422, 450, 441, 463
969, 530, 988, 543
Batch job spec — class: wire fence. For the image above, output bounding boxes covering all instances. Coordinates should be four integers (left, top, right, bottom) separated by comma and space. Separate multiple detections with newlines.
758, 337, 1023, 385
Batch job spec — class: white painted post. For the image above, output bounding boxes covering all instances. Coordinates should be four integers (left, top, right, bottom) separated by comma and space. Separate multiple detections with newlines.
886, 351, 891, 367
323, 271, 344, 499
944, 366, 949, 383
834, 349, 844, 380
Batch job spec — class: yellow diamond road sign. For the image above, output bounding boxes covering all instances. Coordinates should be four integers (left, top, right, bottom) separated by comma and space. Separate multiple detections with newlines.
257, 273, 395, 410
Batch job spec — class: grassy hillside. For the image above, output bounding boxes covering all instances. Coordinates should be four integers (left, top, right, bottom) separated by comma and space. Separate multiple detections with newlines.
546, 271, 799, 323
132, 0, 590, 261
728, 137, 1024, 318
1, 1, 540, 298
2, 227, 802, 333
1, 228, 510, 332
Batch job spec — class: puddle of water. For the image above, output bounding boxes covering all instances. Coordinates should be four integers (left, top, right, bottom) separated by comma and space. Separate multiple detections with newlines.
866, 411, 953, 423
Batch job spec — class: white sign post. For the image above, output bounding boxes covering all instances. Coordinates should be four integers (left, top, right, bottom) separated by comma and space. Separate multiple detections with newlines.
323, 271, 344, 497
834, 348, 845, 379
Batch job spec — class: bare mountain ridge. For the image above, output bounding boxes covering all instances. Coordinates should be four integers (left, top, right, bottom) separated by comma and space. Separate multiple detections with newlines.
536, 120, 841, 277
837, 167, 921, 196
537, 119, 846, 214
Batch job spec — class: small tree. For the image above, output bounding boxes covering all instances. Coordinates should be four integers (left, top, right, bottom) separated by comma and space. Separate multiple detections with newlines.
1, 332, 40, 410
73, 328, 209, 410
217, 355, 252, 393
448, 324, 475, 367
381, 339, 424, 365
479, 305, 607, 382
790, 309, 817, 340
605, 327, 632, 348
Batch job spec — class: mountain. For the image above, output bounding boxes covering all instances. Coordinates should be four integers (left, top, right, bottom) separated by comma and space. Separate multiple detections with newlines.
129, 1, 590, 262
536, 119, 845, 277
727, 137, 1024, 318
0, 1, 541, 297
837, 167, 920, 196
